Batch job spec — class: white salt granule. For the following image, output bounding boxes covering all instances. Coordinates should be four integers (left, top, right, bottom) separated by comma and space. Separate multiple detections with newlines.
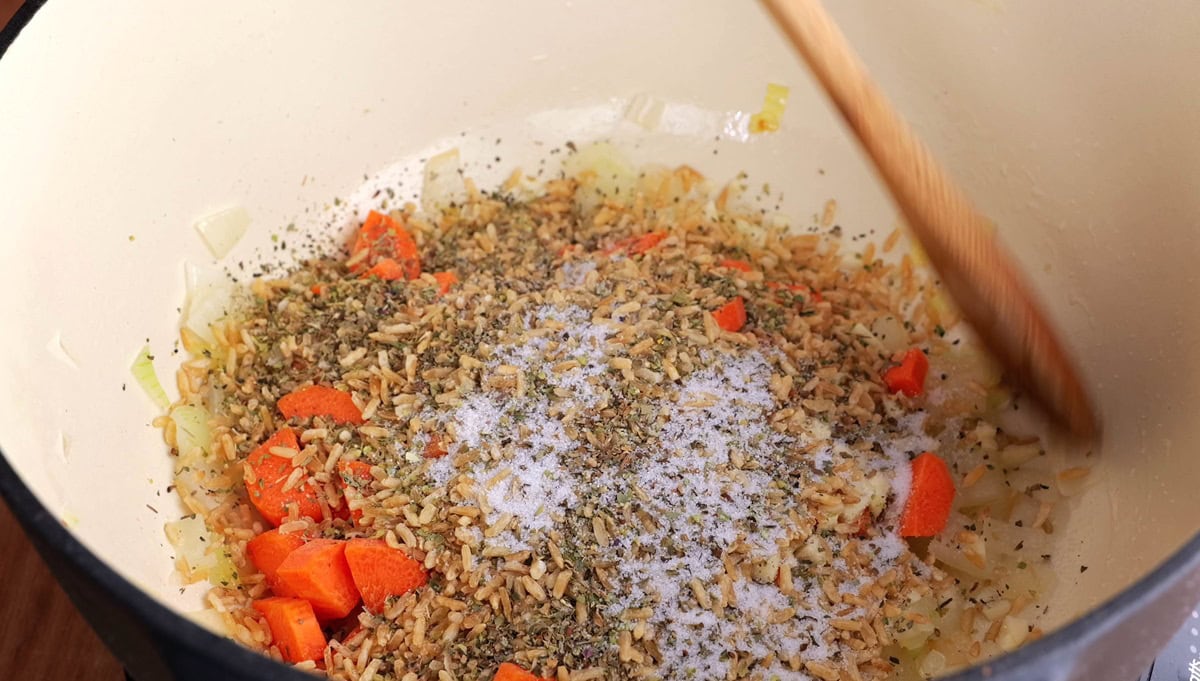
415, 311, 925, 676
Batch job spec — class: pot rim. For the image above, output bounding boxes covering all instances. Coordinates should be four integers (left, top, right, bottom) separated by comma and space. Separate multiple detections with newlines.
2, 3, 1199, 680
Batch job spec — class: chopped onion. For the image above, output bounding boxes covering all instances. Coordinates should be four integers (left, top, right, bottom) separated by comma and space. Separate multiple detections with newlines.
623, 93, 667, 131
194, 206, 250, 260
919, 649, 947, 676
956, 468, 1007, 508
164, 515, 212, 580
208, 548, 237, 588
164, 515, 236, 587
929, 520, 992, 579
796, 534, 829, 565
562, 142, 637, 214
130, 345, 170, 411
927, 346, 1002, 418
980, 598, 1013, 622
997, 565, 1032, 599
171, 405, 213, 458
732, 218, 768, 248
871, 315, 910, 355
840, 471, 889, 521
749, 83, 789, 134
985, 386, 1013, 413
894, 596, 937, 650
173, 471, 222, 516
1006, 493, 1043, 530
996, 615, 1030, 652
999, 442, 1042, 468
421, 148, 468, 214
183, 261, 235, 345
935, 590, 965, 633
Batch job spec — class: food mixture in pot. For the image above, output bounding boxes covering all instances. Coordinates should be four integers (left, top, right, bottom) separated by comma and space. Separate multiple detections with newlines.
157, 155, 1082, 680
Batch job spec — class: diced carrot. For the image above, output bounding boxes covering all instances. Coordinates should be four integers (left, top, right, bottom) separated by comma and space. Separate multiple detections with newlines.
337, 460, 374, 486
884, 348, 929, 397
274, 539, 361, 621
628, 232, 667, 254
310, 284, 325, 296
900, 452, 956, 537
603, 232, 667, 256
330, 501, 353, 523
252, 597, 327, 664
719, 258, 753, 272
343, 538, 429, 613
350, 210, 421, 278
600, 236, 635, 255
244, 428, 323, 528
854, 511, 872, 538
423, 434, 448, 459
246, 530, 306, 596
363, 257, 407, 281
277, 385, 364, 425
349, 210, 389, 273
712, 297, 747, 332
493, 662, 552, 681
432, 271, 458, 295
336, 459, 375, 525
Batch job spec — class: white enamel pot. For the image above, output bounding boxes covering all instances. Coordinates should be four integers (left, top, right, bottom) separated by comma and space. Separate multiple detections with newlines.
1, 2, 1198, 680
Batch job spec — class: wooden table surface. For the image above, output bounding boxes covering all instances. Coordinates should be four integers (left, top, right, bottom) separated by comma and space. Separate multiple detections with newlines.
0, 500, 125, 679
1, 4, 124, 679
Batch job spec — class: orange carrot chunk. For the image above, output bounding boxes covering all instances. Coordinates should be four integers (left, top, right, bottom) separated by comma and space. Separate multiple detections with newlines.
433, 271, 458, 295
350, 210, 421, 278
337, 460, 374, 486
278, 385, 364, 425
603, 231, 667, 256
900, 452, 956, 537
246, 529, 306, 596
343, 538, 429, 613
363, 257, 407, 281
423, 434, 449, 459
493, 661, 553, 681
244, 428, 323, 528
884, 348, 929, 397
252, 597, 327, 664
336, 459, 375, 525
719, 258, 753, 272
712, 297, 747, 332
274, 539, 361, 621
628, 232, 667, 254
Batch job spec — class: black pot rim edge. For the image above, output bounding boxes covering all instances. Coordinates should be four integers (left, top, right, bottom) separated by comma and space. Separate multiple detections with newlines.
3, 2, 1200, 680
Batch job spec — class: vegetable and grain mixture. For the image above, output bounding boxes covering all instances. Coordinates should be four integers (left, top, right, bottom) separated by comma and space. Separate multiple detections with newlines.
159, 157, 1080, 681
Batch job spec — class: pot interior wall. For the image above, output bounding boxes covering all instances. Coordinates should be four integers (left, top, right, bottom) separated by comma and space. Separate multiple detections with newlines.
0, 0, 1197, 644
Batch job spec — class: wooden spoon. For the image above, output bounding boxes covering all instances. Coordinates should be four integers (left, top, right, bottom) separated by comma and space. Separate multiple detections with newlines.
761, 0, 1099, 439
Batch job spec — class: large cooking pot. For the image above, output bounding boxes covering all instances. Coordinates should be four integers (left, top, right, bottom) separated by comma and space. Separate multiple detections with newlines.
1, 2, 1198, 680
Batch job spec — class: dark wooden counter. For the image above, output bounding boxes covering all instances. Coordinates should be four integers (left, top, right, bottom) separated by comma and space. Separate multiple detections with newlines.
0, 499, 124, 679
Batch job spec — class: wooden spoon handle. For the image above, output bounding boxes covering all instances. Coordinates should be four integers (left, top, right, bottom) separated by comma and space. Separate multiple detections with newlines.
761, 0, 1098, 438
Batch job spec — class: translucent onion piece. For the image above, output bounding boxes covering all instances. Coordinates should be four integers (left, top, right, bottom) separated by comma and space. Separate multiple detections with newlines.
131, 345, 170, 411
194, 206, 250, 260
171, 405, 213, 458
749, 83, 789, 133
183, 261, 235, 345
421, 148, 468, 214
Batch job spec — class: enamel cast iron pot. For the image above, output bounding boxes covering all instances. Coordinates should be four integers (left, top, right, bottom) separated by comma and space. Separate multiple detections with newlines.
1, 2, 1198, 680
